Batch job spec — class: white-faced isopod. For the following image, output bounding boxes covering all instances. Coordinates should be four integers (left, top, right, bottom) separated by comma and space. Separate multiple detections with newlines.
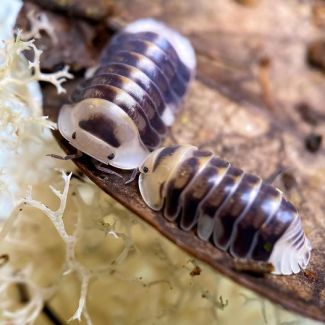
57, 18, 196, 170
138, 145, 311, 275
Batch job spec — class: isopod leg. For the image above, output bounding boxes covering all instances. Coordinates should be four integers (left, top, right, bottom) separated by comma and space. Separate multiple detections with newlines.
125, 168, 140, 184
46, 151, 83, 161
92, 159, 123, 179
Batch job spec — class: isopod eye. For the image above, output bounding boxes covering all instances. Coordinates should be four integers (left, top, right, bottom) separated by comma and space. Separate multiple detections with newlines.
107, 153, 115, 160
143, 166, 149, 173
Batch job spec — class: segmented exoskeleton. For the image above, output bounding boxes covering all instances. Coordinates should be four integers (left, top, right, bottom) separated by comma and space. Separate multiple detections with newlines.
138, 145, 311, 275
58, 19, 196, 170
56, 19, 311, 276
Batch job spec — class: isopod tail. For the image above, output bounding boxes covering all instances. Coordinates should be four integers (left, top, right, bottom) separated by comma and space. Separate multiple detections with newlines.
268, 216, 311, 275
122, 18, 196, 75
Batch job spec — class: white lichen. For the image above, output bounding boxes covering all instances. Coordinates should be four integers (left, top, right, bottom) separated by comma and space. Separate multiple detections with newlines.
0, 28, 73, 219
0, 31, 72, 151
25, 38, 72, 94
0, 171, 90, 324
25, 171, 92, 324
240, 293, 268, 324
0, 264, 54, 325
0, 171, 134, 325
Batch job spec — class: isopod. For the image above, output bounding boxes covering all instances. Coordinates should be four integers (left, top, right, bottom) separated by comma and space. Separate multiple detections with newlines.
138, 145, 311, 275
58, 19, 196, 170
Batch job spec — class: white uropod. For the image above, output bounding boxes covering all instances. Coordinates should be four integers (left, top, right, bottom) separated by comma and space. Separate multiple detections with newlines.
138, 145, 312, 275
58, 18, 196, 170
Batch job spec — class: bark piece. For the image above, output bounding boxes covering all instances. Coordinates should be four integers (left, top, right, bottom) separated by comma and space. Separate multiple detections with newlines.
16, 2, 109, 71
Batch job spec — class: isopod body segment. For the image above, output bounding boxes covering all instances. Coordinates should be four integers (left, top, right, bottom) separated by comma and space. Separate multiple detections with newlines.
58, 19, 196, 170
138, 145, 311, 275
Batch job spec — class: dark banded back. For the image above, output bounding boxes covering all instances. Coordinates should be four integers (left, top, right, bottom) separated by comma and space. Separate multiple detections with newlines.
106, 39, 187, 98
81, 84, 160, 149
106, 31, 191, 82
69, 19, 195, 152
159, 148, 293, 261
139, 145, 311, 274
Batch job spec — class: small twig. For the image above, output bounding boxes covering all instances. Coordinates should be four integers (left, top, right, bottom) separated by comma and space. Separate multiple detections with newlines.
43, 303, 65, 325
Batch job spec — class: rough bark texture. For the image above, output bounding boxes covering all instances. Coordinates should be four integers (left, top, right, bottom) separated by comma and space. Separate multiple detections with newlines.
17, 2, 110, 71
18, 0, 325, 322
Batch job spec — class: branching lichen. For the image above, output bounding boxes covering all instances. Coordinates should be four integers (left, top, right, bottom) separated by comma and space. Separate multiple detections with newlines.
1, 30, 72, 94
0, 31, 72, 151
25, 171, 93, 324
0, 28, 73, 219
101, 213, 134, 265
0, 171, 130, 324
0, 171, 91, 324
25, 41, 72, 95
240, 293, 268, 324
0, 264, 54, 325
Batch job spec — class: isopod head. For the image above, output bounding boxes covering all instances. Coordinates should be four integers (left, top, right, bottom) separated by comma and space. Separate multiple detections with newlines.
139, 145, 196, 210
58, 18, 196, 170
58, 98, 149, 169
